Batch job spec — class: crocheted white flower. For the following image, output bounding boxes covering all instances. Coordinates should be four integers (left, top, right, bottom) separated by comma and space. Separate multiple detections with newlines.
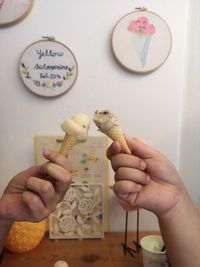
78, 198, 94, 215
58, 215, 77, 233
64, 186, 77, 202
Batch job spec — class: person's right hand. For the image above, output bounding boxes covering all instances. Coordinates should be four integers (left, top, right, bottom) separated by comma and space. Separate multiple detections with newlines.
0, 150, 72, 223
107, 137, 186, 216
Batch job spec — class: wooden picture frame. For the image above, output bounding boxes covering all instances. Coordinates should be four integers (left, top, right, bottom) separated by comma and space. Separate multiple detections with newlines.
111, 8, 172, 73
19, 38, 78, 98
0, 0, 35, 27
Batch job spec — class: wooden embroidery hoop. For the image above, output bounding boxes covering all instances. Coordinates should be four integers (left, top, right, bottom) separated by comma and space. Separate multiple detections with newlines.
19, 37, 78, 98
0, 0, 35, 27
111, 7, 172, 74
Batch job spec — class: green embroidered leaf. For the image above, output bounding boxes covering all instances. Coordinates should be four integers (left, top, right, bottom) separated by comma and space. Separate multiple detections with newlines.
21, 62, 26, 69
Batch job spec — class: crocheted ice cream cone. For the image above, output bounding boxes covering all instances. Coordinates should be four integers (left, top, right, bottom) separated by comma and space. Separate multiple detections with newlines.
60, 113, 90, 155
93, 110, 131, 154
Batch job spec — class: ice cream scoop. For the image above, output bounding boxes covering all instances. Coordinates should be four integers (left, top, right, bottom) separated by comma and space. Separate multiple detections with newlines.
93, 110, 131, 154
60, 113, 90, 155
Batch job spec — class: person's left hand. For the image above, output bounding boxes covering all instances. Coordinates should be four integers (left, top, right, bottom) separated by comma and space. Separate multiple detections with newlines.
0, 150, 72, 222
107, 138, 182, 216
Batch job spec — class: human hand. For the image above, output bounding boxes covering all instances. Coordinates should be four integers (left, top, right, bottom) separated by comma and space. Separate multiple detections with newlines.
0, 150, 72, 222
107, 137, 185, 216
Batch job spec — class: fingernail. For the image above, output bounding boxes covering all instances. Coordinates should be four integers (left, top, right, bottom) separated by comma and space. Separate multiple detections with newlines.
139, 161, 146, 170
118, 193, 129, 200
146, 175, 151, 183
43, 149, 51, 157
112, 142, 118, 148
136, 184, 142, 191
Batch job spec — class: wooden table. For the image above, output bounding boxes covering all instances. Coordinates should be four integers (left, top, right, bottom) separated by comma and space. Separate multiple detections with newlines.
2, 231, 159, 267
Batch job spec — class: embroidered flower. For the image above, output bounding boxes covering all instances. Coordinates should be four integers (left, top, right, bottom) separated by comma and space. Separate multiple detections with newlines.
128, 17, 155, 35
46, 80, 53, 88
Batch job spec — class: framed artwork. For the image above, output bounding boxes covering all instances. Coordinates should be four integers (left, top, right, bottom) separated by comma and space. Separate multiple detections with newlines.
34, 135, 109, 232
0, 0, 34, 27
19, 38, 78, 98
111, 8, 172, 73
49, 183, 104, 239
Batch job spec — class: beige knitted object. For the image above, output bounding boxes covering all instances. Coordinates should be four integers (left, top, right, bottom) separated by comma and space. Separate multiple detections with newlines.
59, 113, 90, 156
105, 125, 131, 154
59, 135, 78, 155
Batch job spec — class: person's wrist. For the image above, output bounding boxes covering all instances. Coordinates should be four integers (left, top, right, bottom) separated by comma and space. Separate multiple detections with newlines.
0, 213, 14, 264
157, 183, 191, 223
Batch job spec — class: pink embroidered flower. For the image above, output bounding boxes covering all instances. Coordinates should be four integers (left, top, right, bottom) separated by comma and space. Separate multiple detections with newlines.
128, 17, 155, 35
145, 24, 155, 34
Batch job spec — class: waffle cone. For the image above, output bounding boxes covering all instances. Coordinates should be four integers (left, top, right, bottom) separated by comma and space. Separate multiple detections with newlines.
105, 126, 131, 154
59, 134, 78, 155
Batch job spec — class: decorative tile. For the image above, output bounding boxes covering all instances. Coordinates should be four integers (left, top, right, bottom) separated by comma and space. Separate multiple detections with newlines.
49, 183, 104, 239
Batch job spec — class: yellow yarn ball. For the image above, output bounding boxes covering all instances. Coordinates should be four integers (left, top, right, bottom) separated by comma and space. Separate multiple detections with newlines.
5, 220, 47, 254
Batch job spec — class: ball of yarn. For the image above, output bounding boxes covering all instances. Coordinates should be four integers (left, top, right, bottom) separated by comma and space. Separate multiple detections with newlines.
5, 220, 47, 253
54, 260, 69, 267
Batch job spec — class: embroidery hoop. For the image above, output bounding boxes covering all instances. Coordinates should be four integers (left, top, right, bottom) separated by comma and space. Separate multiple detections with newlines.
19, 37, 78, 98
0, 0, 35, 27
111, 8, 172, 73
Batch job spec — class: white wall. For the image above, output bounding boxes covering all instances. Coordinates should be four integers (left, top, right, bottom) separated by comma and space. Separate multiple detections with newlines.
0, 0, 191, 231
179, 0, 200, 212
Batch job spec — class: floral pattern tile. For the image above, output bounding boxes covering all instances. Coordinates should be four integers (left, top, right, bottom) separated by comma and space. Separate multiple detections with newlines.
49, 183, 104, 239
